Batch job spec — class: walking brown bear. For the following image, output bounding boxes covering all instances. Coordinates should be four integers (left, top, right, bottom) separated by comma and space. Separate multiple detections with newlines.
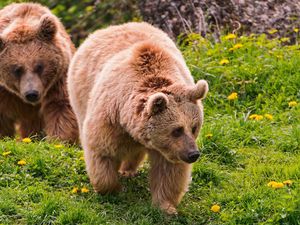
68, 22, 208, 214
0, 3, 78, 142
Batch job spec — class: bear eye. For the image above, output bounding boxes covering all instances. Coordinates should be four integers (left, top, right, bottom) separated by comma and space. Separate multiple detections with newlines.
34, 62, 44, 75
192, 125, 198, 134
171, 127, 184, 138
11, 65, 24, 78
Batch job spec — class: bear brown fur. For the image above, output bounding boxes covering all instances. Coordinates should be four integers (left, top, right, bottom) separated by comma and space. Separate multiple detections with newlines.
0, 3, 78, 142
67, 22, 208, 214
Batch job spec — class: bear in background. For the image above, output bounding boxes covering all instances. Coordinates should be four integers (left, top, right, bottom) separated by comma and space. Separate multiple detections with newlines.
0, 3, 78, 143
68, 22, 208, 214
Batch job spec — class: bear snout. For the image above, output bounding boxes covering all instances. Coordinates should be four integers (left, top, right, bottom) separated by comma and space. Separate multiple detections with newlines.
24, 90, 40, 103
180, 150, 200, 164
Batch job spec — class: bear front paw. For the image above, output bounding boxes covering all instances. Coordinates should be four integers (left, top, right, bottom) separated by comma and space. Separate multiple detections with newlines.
160, 202, 178, 215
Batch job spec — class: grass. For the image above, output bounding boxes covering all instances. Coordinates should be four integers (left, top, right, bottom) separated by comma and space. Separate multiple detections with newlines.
0, 33, 299, 224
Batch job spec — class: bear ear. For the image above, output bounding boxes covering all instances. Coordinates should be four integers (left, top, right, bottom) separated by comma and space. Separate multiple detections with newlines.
37, 15, 57, 41
188, 80, 209, 101
146, 92, 169, 116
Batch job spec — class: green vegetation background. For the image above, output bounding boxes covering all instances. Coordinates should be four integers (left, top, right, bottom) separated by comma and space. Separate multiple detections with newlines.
0, 1, 300, 224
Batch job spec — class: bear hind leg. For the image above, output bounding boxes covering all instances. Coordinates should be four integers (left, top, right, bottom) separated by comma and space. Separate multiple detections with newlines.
119, 150, 146, 177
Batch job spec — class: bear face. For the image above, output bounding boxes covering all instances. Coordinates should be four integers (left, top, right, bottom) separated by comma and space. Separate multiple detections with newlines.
0, 16, 64, 105
138, 80, 208, 164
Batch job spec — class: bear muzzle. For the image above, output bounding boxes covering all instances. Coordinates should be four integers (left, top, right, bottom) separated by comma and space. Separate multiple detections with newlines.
24, 90, 40, 103
180, 150, 200, 164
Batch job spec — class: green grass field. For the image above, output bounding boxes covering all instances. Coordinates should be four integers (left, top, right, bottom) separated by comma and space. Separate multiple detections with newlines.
0, 34, 299, 224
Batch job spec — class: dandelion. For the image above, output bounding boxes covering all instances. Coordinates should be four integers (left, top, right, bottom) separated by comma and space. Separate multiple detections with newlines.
220, 59, 229, 65
17, 160, 26, 166
268, 29, 278, 34
234, 43, 243, 49
267, 181, 284, 189
283, 180, 293, 186
224, 33, 237, 40
255, 115, 264, 121
79, 156, 85, 161
22, 138, 32, 143
71, 187, 79, 194
54, 144, 63, 149
264, 114, 273, 120
273, 182, 284, 189
2, 151, 11, 156
267, 181, 277, 187
81, 187, 89, 193
288, 101, 298, 107
211, 204, 221, 213
294, 28, 299, 33
229, 43, 243, 52
249, 114, 264, 121
205, 133, 213, 139
227, 92, 238, 100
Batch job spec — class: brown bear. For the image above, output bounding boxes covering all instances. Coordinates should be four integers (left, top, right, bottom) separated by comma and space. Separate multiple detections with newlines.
67, 22, 208, 214
0, 3, 78, 142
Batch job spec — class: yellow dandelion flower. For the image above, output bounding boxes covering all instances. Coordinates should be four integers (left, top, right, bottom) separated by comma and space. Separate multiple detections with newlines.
255, 115, 263, 121
268, 181, 284, 189
229, 47, 235, 52
288, 101, 298, 107
294, 28, 299, 33
71, 187, 79, 194
264, 114, 273, 120
249, 114, 263, 121
81, 187, 89, 193
249, 114, 258, 120
79, 156, 85, 161
205, 133, 213, 139
249, 114, 257, 120
17, 160, 26, 166
54, 144, 63, 149
233, 43, 243, 49
2, 151, 11, 157
22, 138, 32, 143
268, 29, 278, 34
220, 59, 229, 65
224, 33, 237, 40
267, 181, 277, 187
283, 180, 293, 186
211, 204, 221, 213
227, 92, 238, 100
273, 182, 284, 189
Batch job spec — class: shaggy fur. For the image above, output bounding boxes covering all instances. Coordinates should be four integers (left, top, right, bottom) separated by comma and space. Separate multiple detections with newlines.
68, 22, 208, 214
0, 3, 78, 142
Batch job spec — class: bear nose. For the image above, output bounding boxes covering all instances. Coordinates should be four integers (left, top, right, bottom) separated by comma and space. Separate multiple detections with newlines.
186, 151, 200, 163
25, 90, 40, 103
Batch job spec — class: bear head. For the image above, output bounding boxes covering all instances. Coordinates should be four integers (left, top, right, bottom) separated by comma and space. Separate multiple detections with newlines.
0, 15, 66, 105
137, 79, 209, 164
